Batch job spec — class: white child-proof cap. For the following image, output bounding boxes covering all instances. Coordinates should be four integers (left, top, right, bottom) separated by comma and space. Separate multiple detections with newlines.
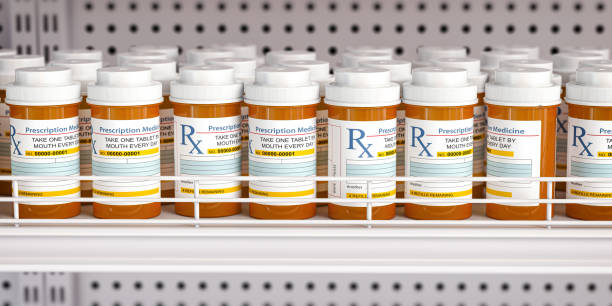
6, 66, 81, 106
207, 57, 257, 84
281, 60, 333, 97
0, 55, 45, 89
481, 51, 529, 75
485, 67, 561, 107
129, 45, 179, 62
345, 46, 394, 56
553, 52, 606, 83
360, 60, 412, 83
170, 65, 243, 104
125, 59, 177, 95
50, 59, 103, 95
87, 66, 163, 106
265, 50, 316, 66
53, 49, 104, 61
403, 67, 477, 106
566, 67, 612, 106
0, 50, 16, 57
325, 67, 400, 107
245, 66, 319, 106
492, 45, 540, 59
341, 52, 392, 68
186, 48, 235, 65
560, 47, 610, 59
117, 52, 168, 66
579, 59, 612, 69
213, 43, 257, 59
500, 59, 562, 85
414, 46, 467, 68
432, 57, 487, 93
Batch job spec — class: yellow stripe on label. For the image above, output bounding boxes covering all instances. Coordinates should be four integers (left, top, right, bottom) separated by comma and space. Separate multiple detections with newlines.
254, 148, 314, 157
249, 188, 314, 197
396, 139, 406, 145
98, 147, 159, 157
346, 189, 396, 199
486, 187, 512, 198
473, 134, 485, 141
92, 187, 159, 197
317, 139, 328, 145
80, 139, 92, 144
570, 189, 612, 198
25, 146, 79, 157
161, 138, 174, 144
597, 152, 612, 157
409, 189, 472, 198
487, 147, 514, 157
181, 185, 241, 195
437, 148, 473, 157
19, 186, 80, 197
0, 168, 11, 174
207, 145, 241, 154
377, 149, 397, 157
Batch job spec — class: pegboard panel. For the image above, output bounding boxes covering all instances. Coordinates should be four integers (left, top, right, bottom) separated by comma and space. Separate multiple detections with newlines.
56, 0, 612, 63
0, 0, 10, 49
5, 0, 37, 55
0, 273, 18, 306
78, 273, 612, 306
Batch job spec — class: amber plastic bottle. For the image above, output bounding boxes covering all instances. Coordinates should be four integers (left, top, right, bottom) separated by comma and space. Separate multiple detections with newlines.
403, 67, 477, 220
171, 65, 243, 217
565, 67, 612, 220
244, 66, 319, 219
485, 67, 561, 220
6, 66, 82, 218
326, 67, 400, 220
87, 67, 163, 219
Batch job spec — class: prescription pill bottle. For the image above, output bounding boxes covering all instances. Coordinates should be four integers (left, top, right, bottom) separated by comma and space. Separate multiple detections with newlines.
186, 49, 235, 66
207, 58, 257, 197
127, 59, 177, 200
341, 52, 391, 68
565, 67, 612, 220
433, 58, 488, 198
53, 49, 103, 61
212, 44, 258, 59
6, 66, 81, 218
345, 46, 394, 56
87, 67, 163, 219
171, 65, 243, 217
553, 52, 606, 194
485, 67, 561, 220
560, 47, 610, 59
492, 45, 540, 59
403, 68, 477, 220
360, 60, 412, 199
481, 51, 529, 79
413, 46, 467, 69
0, 55, 45, 196
50, 59, 103, 198
265, 50, 316, 66
129, 45, 179, 63
245, 66, 319, 219
326, 67, 400, 220
579, 59, 612, 69
281, 60, 333, 199
500, 59, 562, 85
117, 52, 168, 66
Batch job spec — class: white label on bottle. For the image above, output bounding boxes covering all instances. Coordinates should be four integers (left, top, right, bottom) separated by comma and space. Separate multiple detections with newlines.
240, 104, 248, 188
567, 117, 612, 203
486, 118, 541, 206
160, 108, 174, 191
557, 100, 569, 177
405, 118, 473, 205
316, 109, 328, 192
0, 102, 10, 174
473, 104, 486, 177
328, 118, 396, 207
175, 115, 241, 198
10, 117, 80, 204
396, 109, 406, 191
248, 117, 316, 205
91, 117, 160, 205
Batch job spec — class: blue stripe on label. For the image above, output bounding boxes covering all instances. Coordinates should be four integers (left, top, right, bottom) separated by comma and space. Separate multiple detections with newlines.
12, 159, 79, 176
161, 150, 174, 163
80, 149, 92, 165
571, 161, 612, 177
180, 158, 240, 175
249, 160, 315, 176
487, 160, 531, 177
474, 144, 485, 161
346, 161, 395, 177
410, 160, 472, 177
93, 159, 160, 176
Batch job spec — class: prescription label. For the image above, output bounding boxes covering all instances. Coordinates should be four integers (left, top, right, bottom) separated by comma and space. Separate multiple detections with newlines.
175, 115, 241, 199
91, 117, 160, 205
557, 101, 569, 177
160, 108, 174, 191
567, 117, 612, 203
0, 102, 10, 174
240, 104, 248, 189
316, 109, 328, 193
328, 118, 396, 207
405, 118, 473, 205
396, 109, 406, 192
249, 117, 316, 205
473, 104, 486, 177
486, 118, 541, 206
10, 117, 80, 204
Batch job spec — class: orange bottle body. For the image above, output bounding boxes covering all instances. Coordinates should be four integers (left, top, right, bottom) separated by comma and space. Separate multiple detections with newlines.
472, 92, 487, 198
90, 104, 161, 219
240, 101, 249, 197
78, 97, 92, 197
556, 86, 568, 193
172, 101, 242, 217
248, 104, 317, 219
160, 96, 175, 199
403, 104, 474, 220
316, 99, 328, 199
9, 103, 81, 218
0, 89, 11, 195
485, 104, 557, 220
327, 105, 397, 220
